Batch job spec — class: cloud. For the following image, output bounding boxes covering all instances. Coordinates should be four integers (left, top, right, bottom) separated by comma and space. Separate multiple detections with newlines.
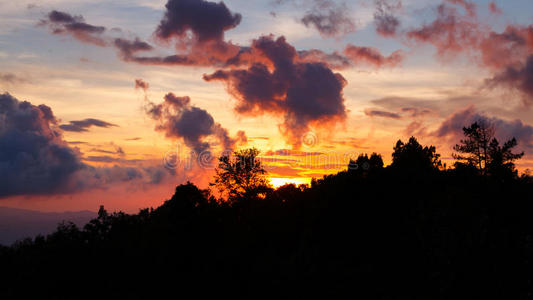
203, 35, 347, 147
134, 78, 150, 91
374, 0, 402, 37
144, 90, 240, 154
432, 106, 533, 152
236, 130, 248, 145
118, 0, 243, 67
403, 2, 533, 104
364, 109, 402, 119
59, 118, 118, 132
406, 2, 481, 58
478, 25, 533, 70
155, 0, 242, 43
0, 93, 84, 197
300, 0, 356, 39
297, 49, 351, 69
88, 145, 125, 156
0, 73, 27, 84
445, 0, 476, 17
401, 107, 432, 117
487, 55, 533, 106
115, 38, 153, 60
489, 2, 502, 14
343, 45, 404, 67
0, 93, 176, 198
41, 10, 107, 46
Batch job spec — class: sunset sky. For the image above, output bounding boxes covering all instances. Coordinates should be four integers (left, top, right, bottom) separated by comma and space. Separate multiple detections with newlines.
1, 0, 533, 212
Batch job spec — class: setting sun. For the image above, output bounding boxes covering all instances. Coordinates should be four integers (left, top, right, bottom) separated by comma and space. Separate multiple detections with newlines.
269, 177, 311, 188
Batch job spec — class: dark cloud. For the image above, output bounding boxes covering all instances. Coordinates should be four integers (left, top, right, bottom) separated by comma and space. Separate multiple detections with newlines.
155, 0, 241, 43
0, 93, 84, 197
487, 55, 533, 106
115, 38, 153, 60
374, 0, 402, 37
122, 53, 198, 66
89, 145, 125, 156
300, 0, 356, 39
0, 93, 175, 198
204, 35, 347, 147
41, 10, 106, 46
343, 45, 404, 67
364, 109, 402, 119
433, 106, 533, 152
67, 141, 89, 145
145, 92, 240, 153
59, 118, 117, 132
120, 0, 243, 67
134, 78, 150, 91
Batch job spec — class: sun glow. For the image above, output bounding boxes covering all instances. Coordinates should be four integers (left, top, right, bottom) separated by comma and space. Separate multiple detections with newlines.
269, 177, 311, 188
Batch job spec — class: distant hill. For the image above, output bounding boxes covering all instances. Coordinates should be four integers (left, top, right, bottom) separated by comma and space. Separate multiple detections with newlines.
0, 207, 95, 246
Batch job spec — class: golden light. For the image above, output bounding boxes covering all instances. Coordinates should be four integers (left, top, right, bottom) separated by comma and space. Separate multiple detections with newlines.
269, 177, 311, 188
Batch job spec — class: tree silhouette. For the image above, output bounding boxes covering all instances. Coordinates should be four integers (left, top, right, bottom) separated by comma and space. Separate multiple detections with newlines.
454, 121, 523, 177
487, 137, 524, 178
348, 153, 384, 172
453, 120, 495, 173
391, 136, 441, 172
211, 148, 271, 201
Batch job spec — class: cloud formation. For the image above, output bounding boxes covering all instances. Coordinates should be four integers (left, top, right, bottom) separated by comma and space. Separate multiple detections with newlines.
489, 2, 502, 14
59, 119, 118, 132
144, 91, 241, 154
374, 0, 402, 37
203, 35, 347, 147
344, 45, 404, 67
0, 93, 84, 197
114, 38, 154, 60
41, 10, 106, 46
364, 109, 402, 119
433, 106, 533, 152
487, 55, 533, 106
134, 78, 150, 91
300, 0, 356, 39
156, 0, 241, 43
0, 93, 175, 198
407, 3, 480, 58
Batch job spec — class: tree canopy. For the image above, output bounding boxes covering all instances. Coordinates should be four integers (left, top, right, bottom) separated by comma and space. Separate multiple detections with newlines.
454, 120, 524, 176
211, 148, 271, 201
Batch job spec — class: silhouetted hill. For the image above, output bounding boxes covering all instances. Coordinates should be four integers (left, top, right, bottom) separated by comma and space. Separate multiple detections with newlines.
0, 207, 95, 246
1, 139, 532, 299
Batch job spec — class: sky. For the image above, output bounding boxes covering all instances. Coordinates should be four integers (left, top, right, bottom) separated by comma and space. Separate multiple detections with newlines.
1, 0, 533, 212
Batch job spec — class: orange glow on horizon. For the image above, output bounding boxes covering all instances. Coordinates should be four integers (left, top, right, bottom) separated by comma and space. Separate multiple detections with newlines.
269, 177, 311, 188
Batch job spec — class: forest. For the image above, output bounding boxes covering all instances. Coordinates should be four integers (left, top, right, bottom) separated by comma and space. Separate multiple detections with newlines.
1, 121, 532, 299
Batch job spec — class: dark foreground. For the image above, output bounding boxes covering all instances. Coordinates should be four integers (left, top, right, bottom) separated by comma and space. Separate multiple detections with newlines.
1, 164, 533, 299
